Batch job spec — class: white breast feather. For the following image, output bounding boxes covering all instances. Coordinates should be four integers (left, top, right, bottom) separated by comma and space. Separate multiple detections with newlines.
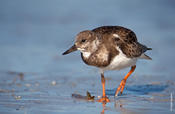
82, 52, 91, 58
101, 47, 137, 71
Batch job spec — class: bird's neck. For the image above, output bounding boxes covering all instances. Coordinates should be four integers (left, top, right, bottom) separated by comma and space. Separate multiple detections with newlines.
81, 39, 100, 58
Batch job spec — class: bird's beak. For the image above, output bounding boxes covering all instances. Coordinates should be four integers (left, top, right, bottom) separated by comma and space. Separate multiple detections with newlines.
62, 44, 77, 55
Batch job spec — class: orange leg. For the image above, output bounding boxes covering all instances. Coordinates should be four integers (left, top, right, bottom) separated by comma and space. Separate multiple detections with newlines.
115, 65, 136, 96
97, 73, 110, 103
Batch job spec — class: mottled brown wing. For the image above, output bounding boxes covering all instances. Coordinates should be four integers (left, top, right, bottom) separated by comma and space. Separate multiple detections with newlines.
120, 42, 149, 58
92, 26, 147, 58
92, 26, 138, 43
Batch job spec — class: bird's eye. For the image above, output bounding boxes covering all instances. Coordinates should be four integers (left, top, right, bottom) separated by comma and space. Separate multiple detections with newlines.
81, 39, 86, 43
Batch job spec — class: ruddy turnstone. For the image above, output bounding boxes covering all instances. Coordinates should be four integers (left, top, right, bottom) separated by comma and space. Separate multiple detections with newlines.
62, 26, 152, 102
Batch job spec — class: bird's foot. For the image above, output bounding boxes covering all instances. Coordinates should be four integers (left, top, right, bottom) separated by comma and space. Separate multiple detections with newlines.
115, 79, 126, 96
97, 96, 110, 103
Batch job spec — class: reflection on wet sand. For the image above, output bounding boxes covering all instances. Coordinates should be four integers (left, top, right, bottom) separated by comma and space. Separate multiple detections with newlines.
0, 71, 174, 113
100, 99, 126, 114
114, 99, 124, 112
99, 82, 171, 113
101, 103, 106, 114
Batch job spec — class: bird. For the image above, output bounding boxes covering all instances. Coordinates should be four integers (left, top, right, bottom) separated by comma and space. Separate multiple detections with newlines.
62, 26, 152, 103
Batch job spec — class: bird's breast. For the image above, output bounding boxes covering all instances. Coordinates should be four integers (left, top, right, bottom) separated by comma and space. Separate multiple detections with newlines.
81, 50, 110, 67
101, 47, 137, 71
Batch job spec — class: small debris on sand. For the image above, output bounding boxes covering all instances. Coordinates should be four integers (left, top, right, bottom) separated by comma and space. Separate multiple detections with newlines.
14, 95, 22, 100
35, 82, 40, 86
0, 89, 14, 93
51, 81, 57, 86
97, 96, 101, 99
18, 73, 24, 81
72, 91, 95, 101
25, 83, 31, 87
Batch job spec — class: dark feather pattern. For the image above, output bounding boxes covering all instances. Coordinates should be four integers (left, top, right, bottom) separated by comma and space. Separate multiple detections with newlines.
92, 26, 151, 58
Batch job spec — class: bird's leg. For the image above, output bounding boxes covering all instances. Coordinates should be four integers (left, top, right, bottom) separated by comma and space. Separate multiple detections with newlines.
97, 73, 110, 103
115, 65, 136, 96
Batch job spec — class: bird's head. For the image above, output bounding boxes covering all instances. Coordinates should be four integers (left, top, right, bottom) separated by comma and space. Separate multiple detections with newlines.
62, 30, 100, 55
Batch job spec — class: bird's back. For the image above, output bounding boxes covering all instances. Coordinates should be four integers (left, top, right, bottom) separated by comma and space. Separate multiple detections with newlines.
81, 26, 151, 69
92, 26, 137, 43
92, 26, 151, 59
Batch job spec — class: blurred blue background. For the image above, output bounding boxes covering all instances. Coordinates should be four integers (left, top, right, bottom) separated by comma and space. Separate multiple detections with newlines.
0, 0, 175, 77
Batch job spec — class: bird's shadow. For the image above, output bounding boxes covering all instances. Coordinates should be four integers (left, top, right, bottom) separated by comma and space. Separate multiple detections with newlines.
106, 84, 168, 96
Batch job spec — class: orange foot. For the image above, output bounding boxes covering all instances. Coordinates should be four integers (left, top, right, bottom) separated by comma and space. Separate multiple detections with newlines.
115, 79, 126, 96
97, 96, 110, 103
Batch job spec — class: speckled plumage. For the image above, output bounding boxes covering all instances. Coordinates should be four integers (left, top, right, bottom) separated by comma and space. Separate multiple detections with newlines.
92, 26, 150, 58
78, 26, 151, 69
62, 25, 152, 99
63, 26, 151, 69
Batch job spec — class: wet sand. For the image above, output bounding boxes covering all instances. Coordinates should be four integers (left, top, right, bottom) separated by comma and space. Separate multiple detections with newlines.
0, 71, 174, 113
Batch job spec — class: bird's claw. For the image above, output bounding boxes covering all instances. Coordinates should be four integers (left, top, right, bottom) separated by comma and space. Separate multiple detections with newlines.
97, 96, 110, 103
